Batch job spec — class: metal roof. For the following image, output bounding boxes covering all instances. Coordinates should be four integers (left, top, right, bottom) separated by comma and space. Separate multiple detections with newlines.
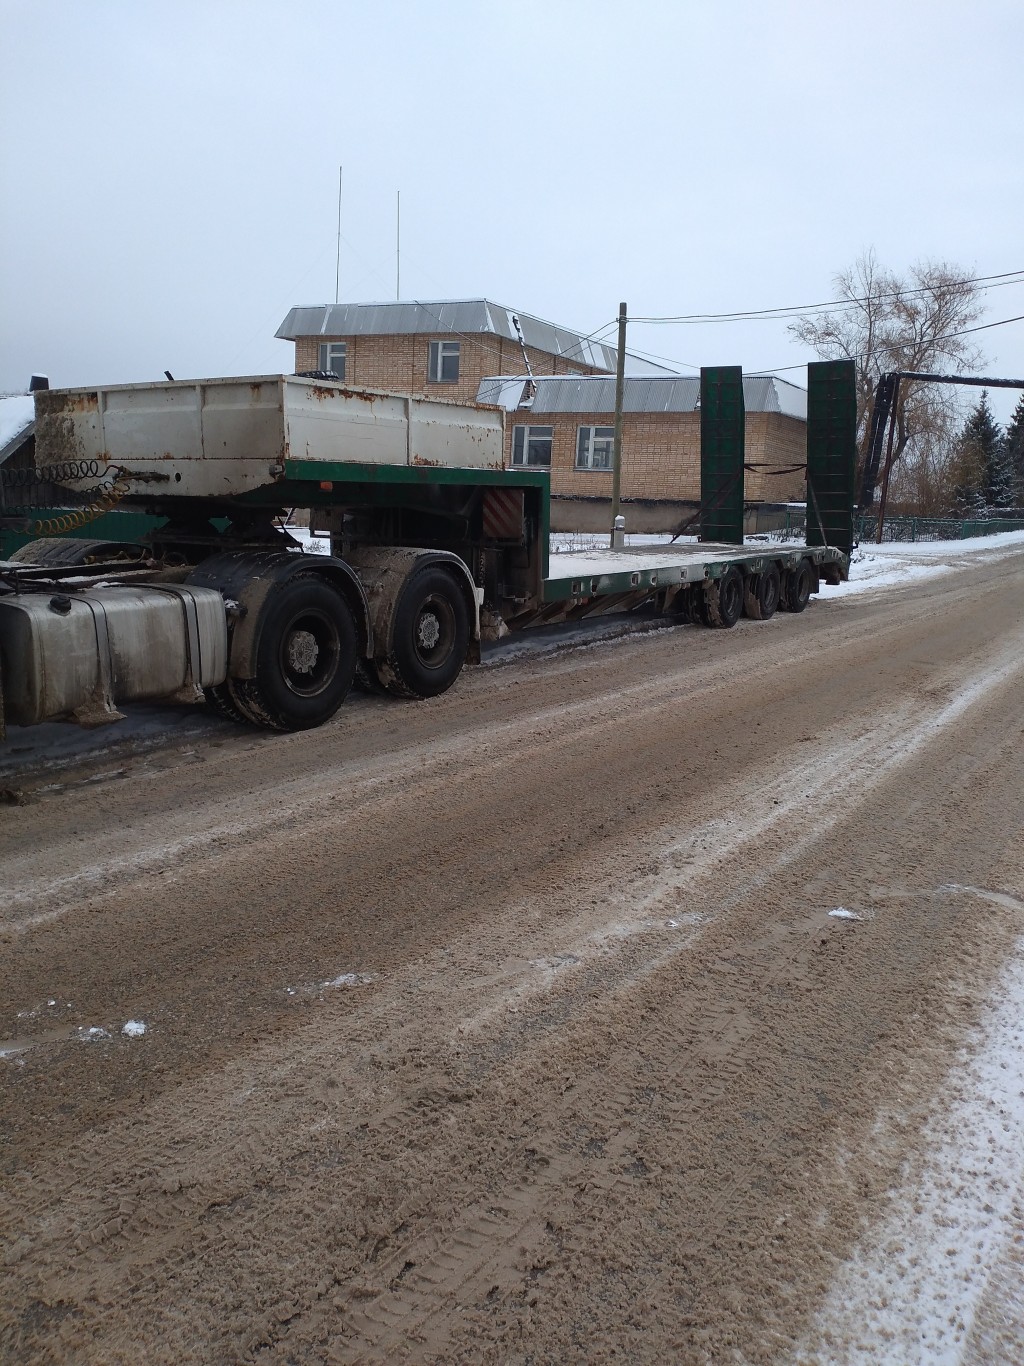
476, 374, 807, 420
275, 299, 676, 376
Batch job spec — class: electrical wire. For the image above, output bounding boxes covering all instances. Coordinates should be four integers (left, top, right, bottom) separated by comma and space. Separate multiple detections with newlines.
742, 311, 1024, 377
630, 269, 1024, 325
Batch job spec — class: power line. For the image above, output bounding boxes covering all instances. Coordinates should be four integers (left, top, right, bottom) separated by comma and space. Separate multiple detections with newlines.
630, 269, 1024, 326
746, 311, 1024, 377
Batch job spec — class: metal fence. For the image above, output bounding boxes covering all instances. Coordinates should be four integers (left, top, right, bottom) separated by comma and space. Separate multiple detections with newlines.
763, 508, 1024, 544
854, 515, 1024, 543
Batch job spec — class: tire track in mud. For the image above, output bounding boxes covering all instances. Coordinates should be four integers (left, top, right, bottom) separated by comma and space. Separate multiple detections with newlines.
0, 586, 924, 932
272, 627, 1024, 1362
0, 556, 1013, 935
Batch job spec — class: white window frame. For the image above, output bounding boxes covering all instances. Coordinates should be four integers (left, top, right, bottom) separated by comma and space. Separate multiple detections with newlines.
511, 425, 553, 467
428, 339, 460, 383
575, 425, 615, 470
317, 342, 347, 379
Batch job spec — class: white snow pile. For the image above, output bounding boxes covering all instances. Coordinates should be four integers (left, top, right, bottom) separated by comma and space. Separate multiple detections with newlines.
828, 908, 862, 921
77, 1025, 110, 1043
0, 394, 34, 449
121, 1020, 146, 1038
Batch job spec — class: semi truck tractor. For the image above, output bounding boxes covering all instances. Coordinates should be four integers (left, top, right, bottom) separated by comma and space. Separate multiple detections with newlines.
0, 364, 853, 737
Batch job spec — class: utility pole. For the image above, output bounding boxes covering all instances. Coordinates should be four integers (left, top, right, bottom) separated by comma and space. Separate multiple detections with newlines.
396, 191, 401, 300
610, 301, 627, 543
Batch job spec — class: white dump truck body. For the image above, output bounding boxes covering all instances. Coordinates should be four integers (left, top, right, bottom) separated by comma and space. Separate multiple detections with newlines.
33, 375, 506, 501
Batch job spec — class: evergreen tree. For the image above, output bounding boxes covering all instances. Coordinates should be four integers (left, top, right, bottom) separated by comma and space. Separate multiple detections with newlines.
1005, 392, 1024, 507
954, 392, 1007, 511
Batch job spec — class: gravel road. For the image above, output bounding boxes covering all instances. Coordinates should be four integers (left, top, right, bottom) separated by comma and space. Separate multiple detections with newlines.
2, 553, 1024, 1364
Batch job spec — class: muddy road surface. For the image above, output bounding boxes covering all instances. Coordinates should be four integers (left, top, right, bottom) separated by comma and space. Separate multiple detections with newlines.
3, 554, 1024, 1364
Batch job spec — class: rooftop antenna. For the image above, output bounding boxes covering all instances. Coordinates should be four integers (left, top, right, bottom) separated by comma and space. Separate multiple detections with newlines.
334, 166, 343, 304
396, 190, 401, 301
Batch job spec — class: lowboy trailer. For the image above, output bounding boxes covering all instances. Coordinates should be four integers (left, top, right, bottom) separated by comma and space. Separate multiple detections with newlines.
0, 363, 854, 736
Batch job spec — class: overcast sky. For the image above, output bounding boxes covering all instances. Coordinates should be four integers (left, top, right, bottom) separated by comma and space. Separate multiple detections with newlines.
2, 0, 1023, 419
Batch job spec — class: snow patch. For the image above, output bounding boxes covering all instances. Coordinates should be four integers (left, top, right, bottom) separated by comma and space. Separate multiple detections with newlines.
286, 972, 376, 997
828, 908, 862, 921
121, 1020, 146, 1038
77, 1026, 110, 1042
323, 972, 375, 989
0, 394, 34, 449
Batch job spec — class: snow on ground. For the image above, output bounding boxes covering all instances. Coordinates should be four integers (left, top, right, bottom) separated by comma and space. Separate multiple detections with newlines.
826, 528, 1024, 600
794, 930, 1024, 1364
0, 394, 34, 448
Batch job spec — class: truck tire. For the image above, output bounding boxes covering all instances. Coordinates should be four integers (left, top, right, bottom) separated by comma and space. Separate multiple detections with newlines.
743, 565, 781, 620
700, 566, 744, 629
383, 566, 470, 699
665, 584, 701, 624
781, 559, 814, 614
231, 574, 357, 730
203, 681, 250, 724
6, 537, 145, 566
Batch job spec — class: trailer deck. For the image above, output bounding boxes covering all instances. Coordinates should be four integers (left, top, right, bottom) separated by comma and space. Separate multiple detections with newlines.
543, 542, 847, 602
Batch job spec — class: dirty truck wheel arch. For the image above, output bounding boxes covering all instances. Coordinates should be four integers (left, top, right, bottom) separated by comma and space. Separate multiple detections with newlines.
187, 549, 371, 679
186, 550, 369, 729
231, 573, 358, 730
346, 547, 479, 700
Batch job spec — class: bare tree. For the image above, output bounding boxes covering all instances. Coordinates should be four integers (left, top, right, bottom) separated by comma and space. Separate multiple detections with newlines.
789, 252, 985, 502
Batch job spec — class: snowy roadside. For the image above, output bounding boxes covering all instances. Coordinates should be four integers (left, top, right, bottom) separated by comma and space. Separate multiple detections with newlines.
824, 528, 1024, 600
793, 922, 1024, 1364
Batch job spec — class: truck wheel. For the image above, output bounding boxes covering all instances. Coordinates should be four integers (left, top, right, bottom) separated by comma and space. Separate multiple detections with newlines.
384, 567, 470, 699
6, 537, 145, 566
782, 560, 814, 614
665, 584, 700, 623
700, 566, 744, 629
232, 574, 357, 730
203, 682, 250, 724
743, 565, 781, 620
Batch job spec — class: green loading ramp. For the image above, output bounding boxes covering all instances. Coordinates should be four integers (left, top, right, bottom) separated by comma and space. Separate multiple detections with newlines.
806, 359, 856, 555
699, 366, 745, 545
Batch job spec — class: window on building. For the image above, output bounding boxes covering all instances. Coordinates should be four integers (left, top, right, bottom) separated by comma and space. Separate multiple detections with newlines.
317, 342, 347, 379
428, 340, 460, 383
575, 425, 615, 470
511, 425, 553, 467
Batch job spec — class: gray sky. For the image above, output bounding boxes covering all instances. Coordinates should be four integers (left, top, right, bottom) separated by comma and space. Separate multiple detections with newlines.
3, 0, 1023, 420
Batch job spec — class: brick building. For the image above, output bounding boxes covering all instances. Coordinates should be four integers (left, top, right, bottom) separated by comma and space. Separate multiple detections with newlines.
276, 299, 808, 531
275, 299, 672, 406
478, 374, 808, 530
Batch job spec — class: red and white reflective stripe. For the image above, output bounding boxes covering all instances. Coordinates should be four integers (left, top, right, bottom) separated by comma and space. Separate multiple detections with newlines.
482, 488, 524, 541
